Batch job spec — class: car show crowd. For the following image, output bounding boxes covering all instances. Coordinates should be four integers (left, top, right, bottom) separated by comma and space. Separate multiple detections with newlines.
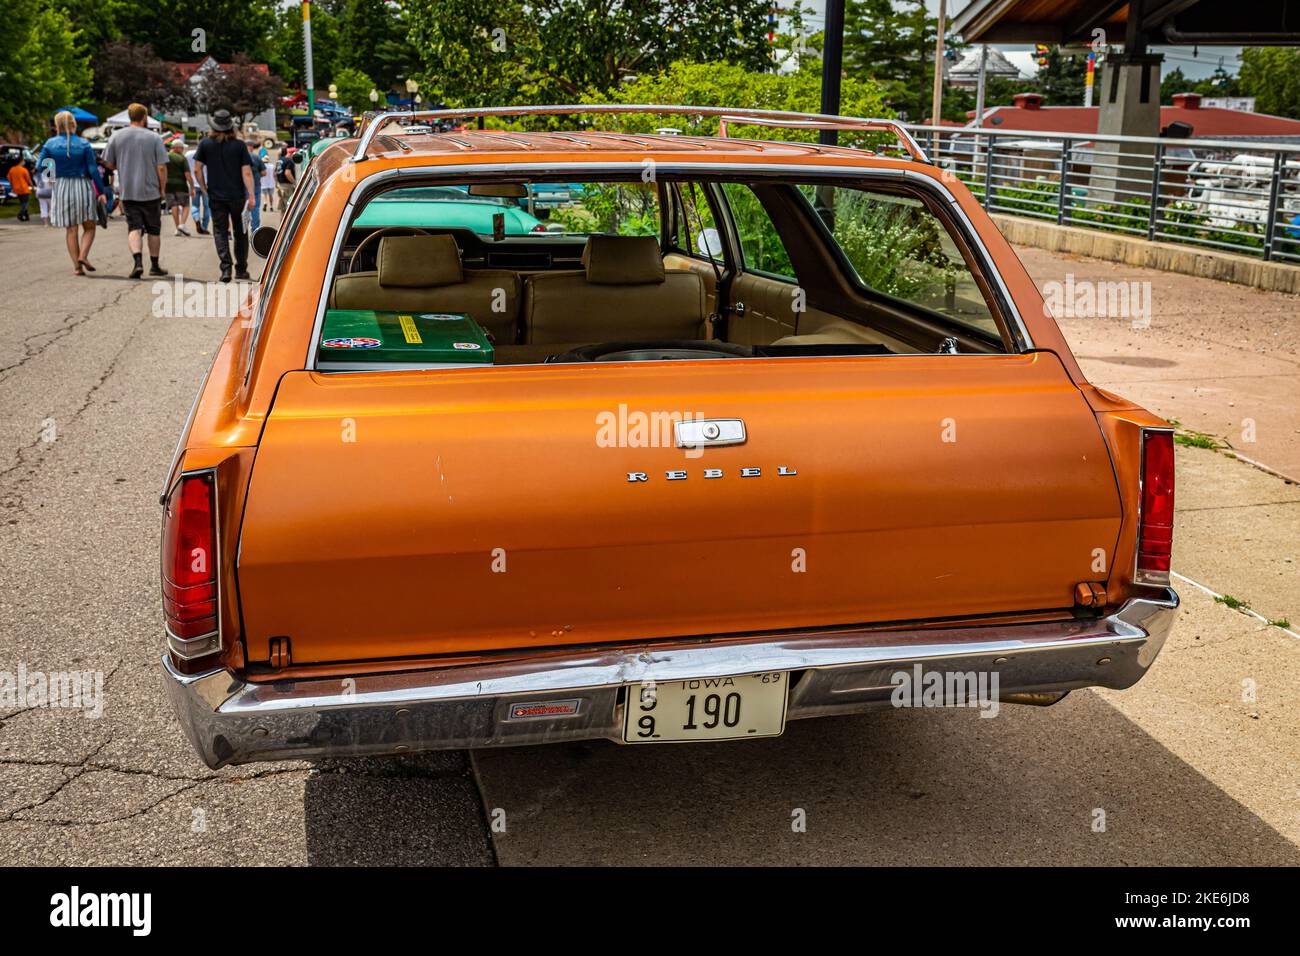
4, 105, 301, 282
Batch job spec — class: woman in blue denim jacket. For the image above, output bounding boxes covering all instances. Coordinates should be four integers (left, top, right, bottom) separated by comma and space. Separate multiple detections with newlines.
38, 111, 108, 276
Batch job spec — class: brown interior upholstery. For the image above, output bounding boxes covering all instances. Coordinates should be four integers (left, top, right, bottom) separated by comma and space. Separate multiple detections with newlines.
377, 234, 464, 288
523, 236, 707, 345
581, 235, 665, 284
331, 235, 522, 343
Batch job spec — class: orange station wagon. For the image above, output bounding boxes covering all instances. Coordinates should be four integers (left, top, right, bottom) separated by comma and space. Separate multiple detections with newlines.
161, 105, 1178, 768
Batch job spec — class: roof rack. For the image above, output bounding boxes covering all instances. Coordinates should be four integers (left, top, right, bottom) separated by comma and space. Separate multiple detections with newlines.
350, 104, 930, 164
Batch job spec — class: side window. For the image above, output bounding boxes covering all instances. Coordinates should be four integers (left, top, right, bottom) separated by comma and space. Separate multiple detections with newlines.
720, 183, 795, 280
670, 183, 724, 263
797, 185, 997, 337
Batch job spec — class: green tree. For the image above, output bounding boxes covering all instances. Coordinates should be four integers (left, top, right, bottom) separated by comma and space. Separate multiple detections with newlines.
53, 0, 126, 63
113, 0, 279, 62
1160, 64, 1240, 104
1237, 48, 1296, 115
0, 0, 92, 139
843, 0, 938, 121
588, 60, 889, 143
1035, 48, 1095, 106
406, 0, 779, 106
341, 0, 418, 91
330, 66, 377, 112
264, 1, 344, 89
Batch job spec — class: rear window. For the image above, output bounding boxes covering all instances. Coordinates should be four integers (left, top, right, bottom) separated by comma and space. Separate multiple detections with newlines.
797, 184, 998, 336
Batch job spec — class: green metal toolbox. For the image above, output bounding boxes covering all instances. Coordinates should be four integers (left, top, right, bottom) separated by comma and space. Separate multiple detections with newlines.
316, 310, 494, 370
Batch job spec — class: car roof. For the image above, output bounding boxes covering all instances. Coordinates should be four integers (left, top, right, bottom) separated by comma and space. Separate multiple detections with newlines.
308, 129, 912, 183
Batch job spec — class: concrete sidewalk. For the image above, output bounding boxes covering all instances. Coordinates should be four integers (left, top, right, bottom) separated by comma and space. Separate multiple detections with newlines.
1017, 246, 1300, 481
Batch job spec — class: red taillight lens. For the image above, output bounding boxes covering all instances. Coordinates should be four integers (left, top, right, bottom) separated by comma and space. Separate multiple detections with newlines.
1136, 429, 1174, 584
531, 223, 547, 232
162, 472, 219, 654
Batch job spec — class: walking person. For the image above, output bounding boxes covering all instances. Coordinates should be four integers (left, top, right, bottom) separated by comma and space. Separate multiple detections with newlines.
275, 148, 297, 209
184, 141, 210, 234
244, 140, 266, 231
34, 161, 54, 226
260, 149, 276, 213
102, 103, 169, 278
38, 110, 107, 276
7, 159, 32, 221
165, 141, 193, 236
193, 110, 255, 283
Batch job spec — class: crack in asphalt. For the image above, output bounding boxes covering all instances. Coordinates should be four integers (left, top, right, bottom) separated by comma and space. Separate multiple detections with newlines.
0, 289, 158, 514
0, 282, 138, 381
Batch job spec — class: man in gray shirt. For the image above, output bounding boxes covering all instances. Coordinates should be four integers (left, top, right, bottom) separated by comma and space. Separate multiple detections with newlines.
102, 103, 169, 278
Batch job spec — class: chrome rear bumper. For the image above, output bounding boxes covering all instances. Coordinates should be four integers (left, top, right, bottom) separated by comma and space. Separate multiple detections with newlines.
163, 589, 1178, 768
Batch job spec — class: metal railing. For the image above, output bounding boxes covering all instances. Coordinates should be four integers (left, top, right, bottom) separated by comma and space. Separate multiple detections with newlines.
901, 124, 1300, 264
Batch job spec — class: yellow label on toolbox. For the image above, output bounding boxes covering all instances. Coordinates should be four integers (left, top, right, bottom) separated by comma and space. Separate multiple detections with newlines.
398, 314, 422, 344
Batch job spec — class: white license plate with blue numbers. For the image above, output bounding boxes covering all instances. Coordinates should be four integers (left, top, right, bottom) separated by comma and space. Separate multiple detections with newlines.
622, 672, 788, 743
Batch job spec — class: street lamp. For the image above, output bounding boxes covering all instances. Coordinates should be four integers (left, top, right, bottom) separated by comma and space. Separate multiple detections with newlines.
405, 77, 419, 113
369, 89, 379, 106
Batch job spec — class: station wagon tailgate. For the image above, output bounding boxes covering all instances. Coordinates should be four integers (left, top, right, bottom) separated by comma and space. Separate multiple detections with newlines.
236, 352, 1122, 665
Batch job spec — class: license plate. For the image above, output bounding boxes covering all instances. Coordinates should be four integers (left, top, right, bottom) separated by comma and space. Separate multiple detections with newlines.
623, 672, 788, 743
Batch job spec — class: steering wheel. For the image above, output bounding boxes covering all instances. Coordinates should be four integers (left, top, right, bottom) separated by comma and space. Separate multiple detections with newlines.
348, 226, 432, 274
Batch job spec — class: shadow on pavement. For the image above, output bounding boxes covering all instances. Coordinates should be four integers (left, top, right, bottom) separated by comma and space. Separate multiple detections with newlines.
303, 751, 495, 866
472, 690, 1300, 866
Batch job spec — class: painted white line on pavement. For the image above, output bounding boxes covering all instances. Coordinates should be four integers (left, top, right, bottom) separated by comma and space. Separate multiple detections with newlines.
1171, 570, 1300, 640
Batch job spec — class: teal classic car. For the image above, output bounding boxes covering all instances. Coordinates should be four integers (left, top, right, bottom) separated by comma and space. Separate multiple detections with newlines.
354, 185, 548, 235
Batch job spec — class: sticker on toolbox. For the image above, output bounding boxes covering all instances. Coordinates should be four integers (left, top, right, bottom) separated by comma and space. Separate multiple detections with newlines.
421, 313, 464, 321
398, 315, 423, 344
321, 337, 382, 349
453, 342, 482, 350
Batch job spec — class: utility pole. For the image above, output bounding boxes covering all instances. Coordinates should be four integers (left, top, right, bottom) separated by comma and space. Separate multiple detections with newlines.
303, 1, 315, 120
930, 0, 947, 151
819, 0, 846, 146
973, 43, 989, 126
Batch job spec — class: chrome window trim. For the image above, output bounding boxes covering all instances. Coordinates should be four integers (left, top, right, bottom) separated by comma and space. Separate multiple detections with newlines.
305, 160, 1035, 371
244, 167, 321, 386
163, 466, 224, 662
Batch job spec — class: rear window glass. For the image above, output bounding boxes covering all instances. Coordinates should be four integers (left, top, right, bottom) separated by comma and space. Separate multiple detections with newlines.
797, 185, 997, 335
356, 182, 665, 239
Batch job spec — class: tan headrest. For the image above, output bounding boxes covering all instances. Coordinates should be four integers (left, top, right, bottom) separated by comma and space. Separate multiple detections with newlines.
378, 234, 464, 288
582, 235, 665, 285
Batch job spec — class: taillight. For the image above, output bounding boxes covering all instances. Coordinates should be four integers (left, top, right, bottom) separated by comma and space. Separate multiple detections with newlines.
1136, 429, 1174, 585
531, 223, 547, 232
162, 471, 219, 659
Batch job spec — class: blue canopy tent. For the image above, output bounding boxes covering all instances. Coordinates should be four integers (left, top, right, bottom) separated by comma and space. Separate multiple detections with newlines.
54, 106, 98, 124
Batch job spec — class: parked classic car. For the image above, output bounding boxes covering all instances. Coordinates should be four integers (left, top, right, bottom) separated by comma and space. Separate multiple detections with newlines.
161, 105, 1177, 768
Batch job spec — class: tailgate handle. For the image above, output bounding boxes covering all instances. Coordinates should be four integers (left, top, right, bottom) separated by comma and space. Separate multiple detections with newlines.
675, 418, 747, 448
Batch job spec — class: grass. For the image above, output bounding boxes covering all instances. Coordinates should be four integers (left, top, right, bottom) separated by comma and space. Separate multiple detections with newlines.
1268, 618, 1291, 629
1165, 419, 1229, 451
1174, 430, 1226, 450
1215, 594, 1251, 611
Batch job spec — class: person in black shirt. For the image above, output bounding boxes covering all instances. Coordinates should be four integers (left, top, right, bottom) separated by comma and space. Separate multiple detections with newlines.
193, 110, 255, 282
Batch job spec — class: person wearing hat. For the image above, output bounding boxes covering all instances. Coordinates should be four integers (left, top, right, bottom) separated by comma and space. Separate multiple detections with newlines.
192, 109, 255, 283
